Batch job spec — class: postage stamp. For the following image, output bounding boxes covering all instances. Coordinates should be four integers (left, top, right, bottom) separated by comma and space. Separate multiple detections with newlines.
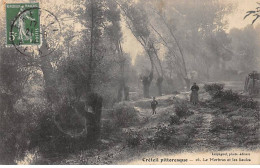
6, 3, 40, 45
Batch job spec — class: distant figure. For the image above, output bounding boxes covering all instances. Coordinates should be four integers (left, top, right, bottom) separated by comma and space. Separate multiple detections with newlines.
151, 97, 158, 115
190, 83, 199, 105
246, 71, 260, 95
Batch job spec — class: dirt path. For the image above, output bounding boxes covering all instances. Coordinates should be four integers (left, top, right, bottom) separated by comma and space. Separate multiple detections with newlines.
132, 93, 219, 152
58, 91, 225, 164
187, 108, 215, 151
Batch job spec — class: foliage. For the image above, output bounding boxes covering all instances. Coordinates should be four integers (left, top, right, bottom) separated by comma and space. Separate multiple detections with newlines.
239, 97, 258, 109
29, 106, 95, 158
204, 83, 224, 97
0, 0, 259, 164
210, 116, 232, 132
229, 26, 260, 73
125, 130, 143, 148
219, 90, 240, 101
101, 119, 118, 138
147, 125, 175, 146
176, 124, 197, 138
109, 103, 140, 127
151, 0, 233, 82
0, 48, 31, 164
204, 83, 240, 101
205, 84, 258, 110
231, 116, 259, 145
175, 101, 191, 118
231, 116, 252, 131
169, 114, 180, 125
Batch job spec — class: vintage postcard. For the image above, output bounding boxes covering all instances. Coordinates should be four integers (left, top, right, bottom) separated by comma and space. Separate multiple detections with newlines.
0, 0, 259, 165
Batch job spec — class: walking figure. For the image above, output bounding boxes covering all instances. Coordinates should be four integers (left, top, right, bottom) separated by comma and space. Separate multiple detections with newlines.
151, 97, 158, 115
190, 83, 199, 105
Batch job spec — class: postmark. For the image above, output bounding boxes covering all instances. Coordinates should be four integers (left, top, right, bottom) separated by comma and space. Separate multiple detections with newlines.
6, 3, 61, 57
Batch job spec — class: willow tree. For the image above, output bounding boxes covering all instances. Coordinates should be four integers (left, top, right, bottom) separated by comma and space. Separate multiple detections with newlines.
34, 0, 106, 140
145, 0, 233, 84
104, 0, 130, 101
118, 0, 163, 97
57, 0, 106, 139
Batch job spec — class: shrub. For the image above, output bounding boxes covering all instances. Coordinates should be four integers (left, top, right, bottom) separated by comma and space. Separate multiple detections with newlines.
29, 105, 95, 159
231, 116, 257, 143
204, 83, 224, 98
0, 111, 29, 164
176, 124, 197, 138
231, 116, 252, 131
169, 114, 180, 125
0, 96, 37, 164
125, 130, 143, 148
210, 116, 232, 132
109, 103, 139, 127
0, 49, 32, 164
204, 84, 241, 102
220, 90, 240, 101
175, 101, 190, 118
239, 98, 258, 109
147, 125, 175, 146
101, 119, 117, 138
233, 123, 259, 145
170, 134, 189, 147
134, 100, 153, 109
29, 110, 66, 155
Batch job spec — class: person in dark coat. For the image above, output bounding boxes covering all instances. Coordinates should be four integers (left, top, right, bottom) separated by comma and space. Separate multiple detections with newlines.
151, 97, 158, 115
190, 83, 199, 105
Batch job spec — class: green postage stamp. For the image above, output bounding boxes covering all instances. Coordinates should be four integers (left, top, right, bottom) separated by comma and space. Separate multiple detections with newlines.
6, 3, 40, 45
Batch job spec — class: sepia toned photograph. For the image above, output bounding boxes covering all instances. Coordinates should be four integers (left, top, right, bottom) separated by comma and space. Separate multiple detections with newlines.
0, 0, 259, 165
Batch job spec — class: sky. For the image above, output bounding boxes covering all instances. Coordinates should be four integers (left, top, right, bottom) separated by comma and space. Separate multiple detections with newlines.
224, 0, 258, 30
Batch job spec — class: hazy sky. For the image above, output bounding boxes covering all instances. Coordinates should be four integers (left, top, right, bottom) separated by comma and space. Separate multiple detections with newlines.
121, 0, 260, 63
224, 0, 258, 30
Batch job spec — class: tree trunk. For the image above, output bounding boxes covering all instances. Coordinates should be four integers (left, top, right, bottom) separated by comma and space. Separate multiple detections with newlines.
143, 82, 149, 98
124, 86, 129, 101
156, 76, 163, 96
184, 77, 190, 91
117, 83, 129, 101
116, 40, 127, 102
117, 81, 124, 101
38, 31, 58, 105
87, 93, 103, 140
87, 0, 95, 93
142, 72, 153, 98
39, 56, 57, 104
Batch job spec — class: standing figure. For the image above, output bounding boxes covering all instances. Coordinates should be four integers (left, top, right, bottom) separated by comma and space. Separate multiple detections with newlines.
190, 83, 199, 105
14, 6, 35, 42
247, 71, 260, 95
151, 97, 158, 115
